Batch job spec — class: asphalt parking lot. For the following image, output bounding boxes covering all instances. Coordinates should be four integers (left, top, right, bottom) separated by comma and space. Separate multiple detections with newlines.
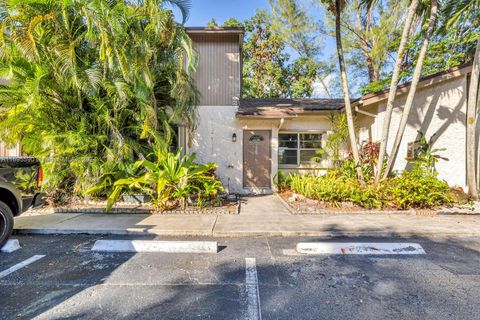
1, 235, 480, 320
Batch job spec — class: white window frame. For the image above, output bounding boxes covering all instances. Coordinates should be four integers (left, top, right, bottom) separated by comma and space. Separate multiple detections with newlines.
278, 131, 324, 168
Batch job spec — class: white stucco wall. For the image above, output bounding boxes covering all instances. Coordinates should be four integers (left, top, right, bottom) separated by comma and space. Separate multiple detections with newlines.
188, 105, 244, 193
188, 105, 335, 194
367, 75, 468, 187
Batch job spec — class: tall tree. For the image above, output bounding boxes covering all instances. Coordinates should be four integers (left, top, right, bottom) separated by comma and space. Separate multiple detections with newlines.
322, 0, 364, 182
373, 0, 420, 183
384, 0, 439, 178
269, 0, 333, 97
269, 0, 323, 58
340, 0, 406, 84
242, 10, 291, 98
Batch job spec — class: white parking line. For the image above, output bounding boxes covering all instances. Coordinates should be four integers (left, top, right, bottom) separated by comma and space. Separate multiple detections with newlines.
245, 258, 262, 320
92, 240, 218, 253
296, 242, 426, 255
0, 255, 45, 279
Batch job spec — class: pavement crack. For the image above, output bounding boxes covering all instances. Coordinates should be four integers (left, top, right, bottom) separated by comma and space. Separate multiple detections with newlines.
211, 215, 219, 235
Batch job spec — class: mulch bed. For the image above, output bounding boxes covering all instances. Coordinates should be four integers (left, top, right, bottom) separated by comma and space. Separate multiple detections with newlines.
28, 201, 240, 215
276, 191, 434, 216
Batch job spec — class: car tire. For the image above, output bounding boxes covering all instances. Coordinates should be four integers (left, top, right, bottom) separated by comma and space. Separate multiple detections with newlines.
0, 201, 14, 249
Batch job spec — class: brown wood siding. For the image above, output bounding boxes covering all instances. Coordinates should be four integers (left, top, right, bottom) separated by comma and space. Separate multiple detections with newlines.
190, 34, 241, 106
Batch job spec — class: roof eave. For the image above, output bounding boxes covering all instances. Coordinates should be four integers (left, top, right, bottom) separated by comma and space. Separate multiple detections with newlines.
359, 64, 472, 107
185, 27, 245, 35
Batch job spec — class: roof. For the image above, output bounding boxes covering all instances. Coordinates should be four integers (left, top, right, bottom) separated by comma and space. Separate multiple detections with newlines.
236, 98, 345, 118
357, 63, 472, 106
185, 27, 244, 35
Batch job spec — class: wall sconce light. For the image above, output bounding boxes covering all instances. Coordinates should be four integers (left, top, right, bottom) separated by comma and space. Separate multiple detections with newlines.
232, 133, 237, 143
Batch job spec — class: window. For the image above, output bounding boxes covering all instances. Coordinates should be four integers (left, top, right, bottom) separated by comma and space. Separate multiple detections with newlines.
278, 132, 323, 166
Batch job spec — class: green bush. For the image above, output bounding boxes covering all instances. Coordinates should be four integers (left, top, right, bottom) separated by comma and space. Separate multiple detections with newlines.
96, 150, 224, 212
388, 167, 453, 209
287, 165, 454, 210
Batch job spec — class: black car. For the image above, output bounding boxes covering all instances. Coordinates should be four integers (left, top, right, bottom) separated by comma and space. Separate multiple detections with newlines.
0, 157, 44, 248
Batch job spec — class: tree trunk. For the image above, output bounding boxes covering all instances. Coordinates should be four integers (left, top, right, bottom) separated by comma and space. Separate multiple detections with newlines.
466, 38, 480, 199
384, 0, 438, 178
335, 0, 364, 183
374, 0, 420, 183
356, 4, 377, 83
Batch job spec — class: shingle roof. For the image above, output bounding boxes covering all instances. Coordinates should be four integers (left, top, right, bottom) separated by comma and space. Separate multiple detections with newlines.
236, 98, 345, 118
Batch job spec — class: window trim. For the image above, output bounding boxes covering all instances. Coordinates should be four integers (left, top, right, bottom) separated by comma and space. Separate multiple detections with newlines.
278, 131, 324, 168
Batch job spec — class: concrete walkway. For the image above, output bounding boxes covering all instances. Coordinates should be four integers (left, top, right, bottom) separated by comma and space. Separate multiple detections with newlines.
239, 195, 291, 216
13, 195, 480, 237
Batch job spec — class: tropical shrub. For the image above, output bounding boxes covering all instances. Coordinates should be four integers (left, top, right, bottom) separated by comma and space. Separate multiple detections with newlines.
287, 162, 455, 210
274, 171, 291, 193
388, 167, 453, 209
105, 150, 224, 211
0, 0, 198, 204
289, 172, 385, 209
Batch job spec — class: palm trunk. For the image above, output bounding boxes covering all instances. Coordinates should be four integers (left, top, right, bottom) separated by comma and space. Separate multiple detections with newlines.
374, 0, 419, 183
384, 0, 438, 178
335, 0, 364, 183
466, 38, 480, 200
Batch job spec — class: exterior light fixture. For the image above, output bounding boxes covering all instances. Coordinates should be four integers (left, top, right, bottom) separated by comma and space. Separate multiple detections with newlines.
232, 133, 237, 143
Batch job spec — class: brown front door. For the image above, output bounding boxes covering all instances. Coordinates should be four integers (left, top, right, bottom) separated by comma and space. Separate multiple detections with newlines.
243, 130, 271, 189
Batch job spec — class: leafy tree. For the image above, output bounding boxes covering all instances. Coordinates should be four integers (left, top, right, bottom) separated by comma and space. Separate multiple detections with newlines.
242, 10, 291, 98
269, 0, 323, 58
220, 10, 329, 98
207, 18, 219, 28
339, 0, 407, 84
223, 18, 243, 28
289, 57, 327, 98
269, 0, 334, 97
0, 0, 199, 202
361, 3, 479, 94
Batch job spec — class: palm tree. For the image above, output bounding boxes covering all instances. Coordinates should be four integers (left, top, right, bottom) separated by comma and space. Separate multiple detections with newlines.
370, 0, 420, 183
322, 0, 364, 182
0, 0, 199, 198
384, 0, 439, 178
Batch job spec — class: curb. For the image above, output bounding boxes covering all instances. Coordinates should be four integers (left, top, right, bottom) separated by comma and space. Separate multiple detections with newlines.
14, 228, 214, 237
13, 227, 480, 238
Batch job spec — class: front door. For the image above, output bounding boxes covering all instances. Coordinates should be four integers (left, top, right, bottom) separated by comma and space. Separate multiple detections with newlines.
243, 130, 271, 189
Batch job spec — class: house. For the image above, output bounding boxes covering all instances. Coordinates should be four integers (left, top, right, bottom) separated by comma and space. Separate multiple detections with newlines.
355, 65, 475, 189
182, 27, 479, 194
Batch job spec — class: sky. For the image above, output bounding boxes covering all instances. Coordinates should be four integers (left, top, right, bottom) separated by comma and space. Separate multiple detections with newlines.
169, 0, 346, 97
172, 0, 337, 61
183, 0, 270, 27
